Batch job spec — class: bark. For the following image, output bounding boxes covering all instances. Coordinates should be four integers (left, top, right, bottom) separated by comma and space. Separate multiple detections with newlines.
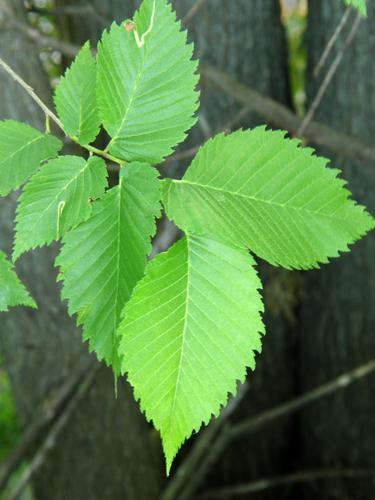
169, 1, 297, 496
54, 0, 295, 497
1, 1, 297, 498
297, 3, 375, 499
0, 2, 162, 499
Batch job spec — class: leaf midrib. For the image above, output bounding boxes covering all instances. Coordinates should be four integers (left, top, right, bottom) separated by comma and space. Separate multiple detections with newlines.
112, 181, 124, 369
165, 238, 190, 439
174, 179, 353, 222
0, 133, 46, 169
107, 33, 149, 151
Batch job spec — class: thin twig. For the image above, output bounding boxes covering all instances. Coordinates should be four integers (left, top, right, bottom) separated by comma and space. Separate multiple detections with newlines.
0, 55, 123, 165
164, 359, 375, 499
314, 7, 352, 78
25, 3, 110, 26
199, 469, 375, 498
200, 63, 375, 164
161, 384, 249, 500
7, 18, 375, 165
0, 358, 95, 493
0, 55, 64, 131
7, 17, 79, 58
220, 104, 254, 133
230, 359, 375, 439
5, 363, 99, 500
164, 145, 201, 164
183, 0, 207, 25
297, 11, 362, 136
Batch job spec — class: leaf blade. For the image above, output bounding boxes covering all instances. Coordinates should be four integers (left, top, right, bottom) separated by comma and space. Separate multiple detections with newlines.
0, 251, 36, 312
0, 120, 62, 197
163, 128, 374, 270
56, 163, 161, 374
14, 155, 108, 260
54, 42, 101, 145
118, 235, 264, 472
344, 0, 367, 16
97, 0, 199, 164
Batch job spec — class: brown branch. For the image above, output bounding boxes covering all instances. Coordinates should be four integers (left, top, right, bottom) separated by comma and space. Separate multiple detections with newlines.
0, 53, 124, 165
7, 19, 375, 166
0, 358, 96, 493
7, 18, 79, 59
0, 54, 64, 131
298, 11, 362, 136
5, 363, 99, 500
314, 7, 352, 78
25, 3, 110, 26
200, 63, 375, 164
199, 469, 375, 498
161, 384, 249, 500
164, 359, 375, 499
164, 145, 201, 164
230, 359, 375, 440
183, 0, 207, 25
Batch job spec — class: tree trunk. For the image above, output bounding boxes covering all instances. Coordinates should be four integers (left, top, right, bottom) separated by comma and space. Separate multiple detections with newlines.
0, 2, 163, 499
1, 1, 297, 498
170, 1, 297, 496
298, 3, 375, 499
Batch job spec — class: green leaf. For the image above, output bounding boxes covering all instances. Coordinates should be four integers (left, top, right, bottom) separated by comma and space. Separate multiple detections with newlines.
14, 155, 108, 261
344, 0, 367, 16
162, 128, 374, 270
97, 0, 199, 164
54, 42, 101, 145
56, 163, 161, 374
0, 120, 62, 197
118, 235, 264, 473
0, 251, 36, 312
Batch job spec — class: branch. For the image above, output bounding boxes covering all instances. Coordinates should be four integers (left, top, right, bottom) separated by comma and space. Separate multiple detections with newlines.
298, 11, 362, 136
0, 54, 124, 165
183, 0, 207, 25
230, 359, 375, 440
314, 6, 352, 78
161, 384, 249, 500
7, 19, 375, 166
25, 3, 110, 26
0, 55, 64, 131
6, 18, 79, 59
199, 469, 375, 498
5, 363, 99, 500
164, 359, 375, 499
200, 63, 375, 164
0, 358, 96, 493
